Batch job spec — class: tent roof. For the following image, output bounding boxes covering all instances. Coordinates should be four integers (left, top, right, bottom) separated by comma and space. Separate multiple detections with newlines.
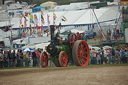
41, 1, 57, 5
12, 7, 120, 29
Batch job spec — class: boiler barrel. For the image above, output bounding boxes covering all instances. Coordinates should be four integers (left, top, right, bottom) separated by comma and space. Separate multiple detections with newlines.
56, 45, 69, 54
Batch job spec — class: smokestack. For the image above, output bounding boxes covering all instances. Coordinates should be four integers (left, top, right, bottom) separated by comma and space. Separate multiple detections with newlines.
50, 25, 55, 41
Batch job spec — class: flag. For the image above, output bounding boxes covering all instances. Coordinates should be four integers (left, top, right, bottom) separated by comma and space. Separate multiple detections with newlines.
30, 13, 34, 23
21, 13, 28, 28
15, 5, 17, 8
53, 12, 57, 25
36, 24, 39, 30
53, 12, 57, 20
41, 11, 45, 24
24, 18, 27, 28
25, 12, 28, 17
47, 14, 50, 25
46, 29, 49, 33
30, 24, 33, 35
23, 31, 28, 37
20, 15, 22, 25
34, 14, 38, 24
40, 25, 43, 36
62, 16, 67, 22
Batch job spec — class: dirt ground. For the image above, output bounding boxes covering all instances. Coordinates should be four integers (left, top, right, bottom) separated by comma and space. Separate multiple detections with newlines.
0, 65, 128, 85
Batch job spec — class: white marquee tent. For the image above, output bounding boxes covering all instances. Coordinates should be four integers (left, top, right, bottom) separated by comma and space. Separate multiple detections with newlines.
12, 7, 120, 29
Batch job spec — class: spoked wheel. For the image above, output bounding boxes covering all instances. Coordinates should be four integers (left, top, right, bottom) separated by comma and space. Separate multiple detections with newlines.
69, 34, 78, 49
77, 33, 82, 40
72, 40, 90, 66
59, 51, 68, 67
40, 52, 48, 68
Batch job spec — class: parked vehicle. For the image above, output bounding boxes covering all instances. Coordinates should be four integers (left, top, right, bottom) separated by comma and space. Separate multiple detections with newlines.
85, 30, 96, 39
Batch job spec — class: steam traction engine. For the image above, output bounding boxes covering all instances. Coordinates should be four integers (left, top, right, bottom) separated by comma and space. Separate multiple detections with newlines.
40, 25, 90, 67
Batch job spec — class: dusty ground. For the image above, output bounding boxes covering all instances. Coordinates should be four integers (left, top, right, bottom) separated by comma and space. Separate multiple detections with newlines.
0, 65, 128, 85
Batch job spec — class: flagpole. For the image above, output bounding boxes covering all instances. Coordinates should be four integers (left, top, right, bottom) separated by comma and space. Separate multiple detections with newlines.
8, 11, 13, 49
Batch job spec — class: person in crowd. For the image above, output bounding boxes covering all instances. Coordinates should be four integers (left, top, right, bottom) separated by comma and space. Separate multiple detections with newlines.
100, 48, 104, 64
16, 49, 20, 67
116, 29, 119, 39
36, 50, 40, 67
91, 48, 97, 65
106, 49, 110, 64
97, 49, 101, 64
76, 32, 82, 40
12, 49, 16, 67
3, 51, 9, 68
8, 50, 12, 67
0, 50, 4, 68
111, 45, 115, 64
32, 50, 37, 67
124, 50, 127, 63
19, 50, 23, 67
119, 48, 123, 64
107, 29, 111, 40
115, 49, 120, 64
89, 49, 92, 65
119, 28, 123, 39
103, 50, 107, 64
112, 28, 115, 39
37, 48, 41, 53
83, 34, 87, 42
107, 49, 112, 64
121, 48, 126, 63
28, 51, 32, 67
108, 29, 111, 37
24, 51, 29, 67
68, 31, 72, 40
126, 50, 128, 63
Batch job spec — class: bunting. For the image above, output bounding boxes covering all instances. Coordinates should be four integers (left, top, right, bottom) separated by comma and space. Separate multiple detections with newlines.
62, 16, 67, 22
30, 24, 33, 35
53, 12, 57, 20
36, 24, 39, 30
53, 12, 57, 25
40, 10, 45, 36
19, 15, 22, 25
34, 14, 38, 25
40, 25, 43, 36
41, 10, 45, 24
47, 14, 50, 25
30, 13, 34, 23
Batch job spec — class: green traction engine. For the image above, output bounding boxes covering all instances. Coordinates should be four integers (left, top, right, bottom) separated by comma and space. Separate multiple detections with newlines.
40, 25, 90, 67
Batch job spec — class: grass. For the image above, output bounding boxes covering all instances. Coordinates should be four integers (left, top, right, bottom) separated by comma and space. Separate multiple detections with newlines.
1, 63, 128, 70
87, 63, 128, 67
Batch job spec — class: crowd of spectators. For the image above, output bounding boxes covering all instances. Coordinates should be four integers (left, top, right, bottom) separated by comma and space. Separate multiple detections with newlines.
89, 45, 128, 65
0, 45, 128, 68
107, 28, 123, 40
0, 48, 42, 68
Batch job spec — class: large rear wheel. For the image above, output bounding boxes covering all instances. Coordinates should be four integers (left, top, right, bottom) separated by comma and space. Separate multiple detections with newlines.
69, 34, 78, 49
72, 40, 90, 66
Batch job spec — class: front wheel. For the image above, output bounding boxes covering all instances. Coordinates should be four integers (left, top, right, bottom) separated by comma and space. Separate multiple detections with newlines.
40, 52, 48, 68
59, 51, 68, 67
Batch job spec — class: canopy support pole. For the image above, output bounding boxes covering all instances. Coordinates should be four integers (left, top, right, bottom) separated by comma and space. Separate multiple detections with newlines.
91, 8, 106, 40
